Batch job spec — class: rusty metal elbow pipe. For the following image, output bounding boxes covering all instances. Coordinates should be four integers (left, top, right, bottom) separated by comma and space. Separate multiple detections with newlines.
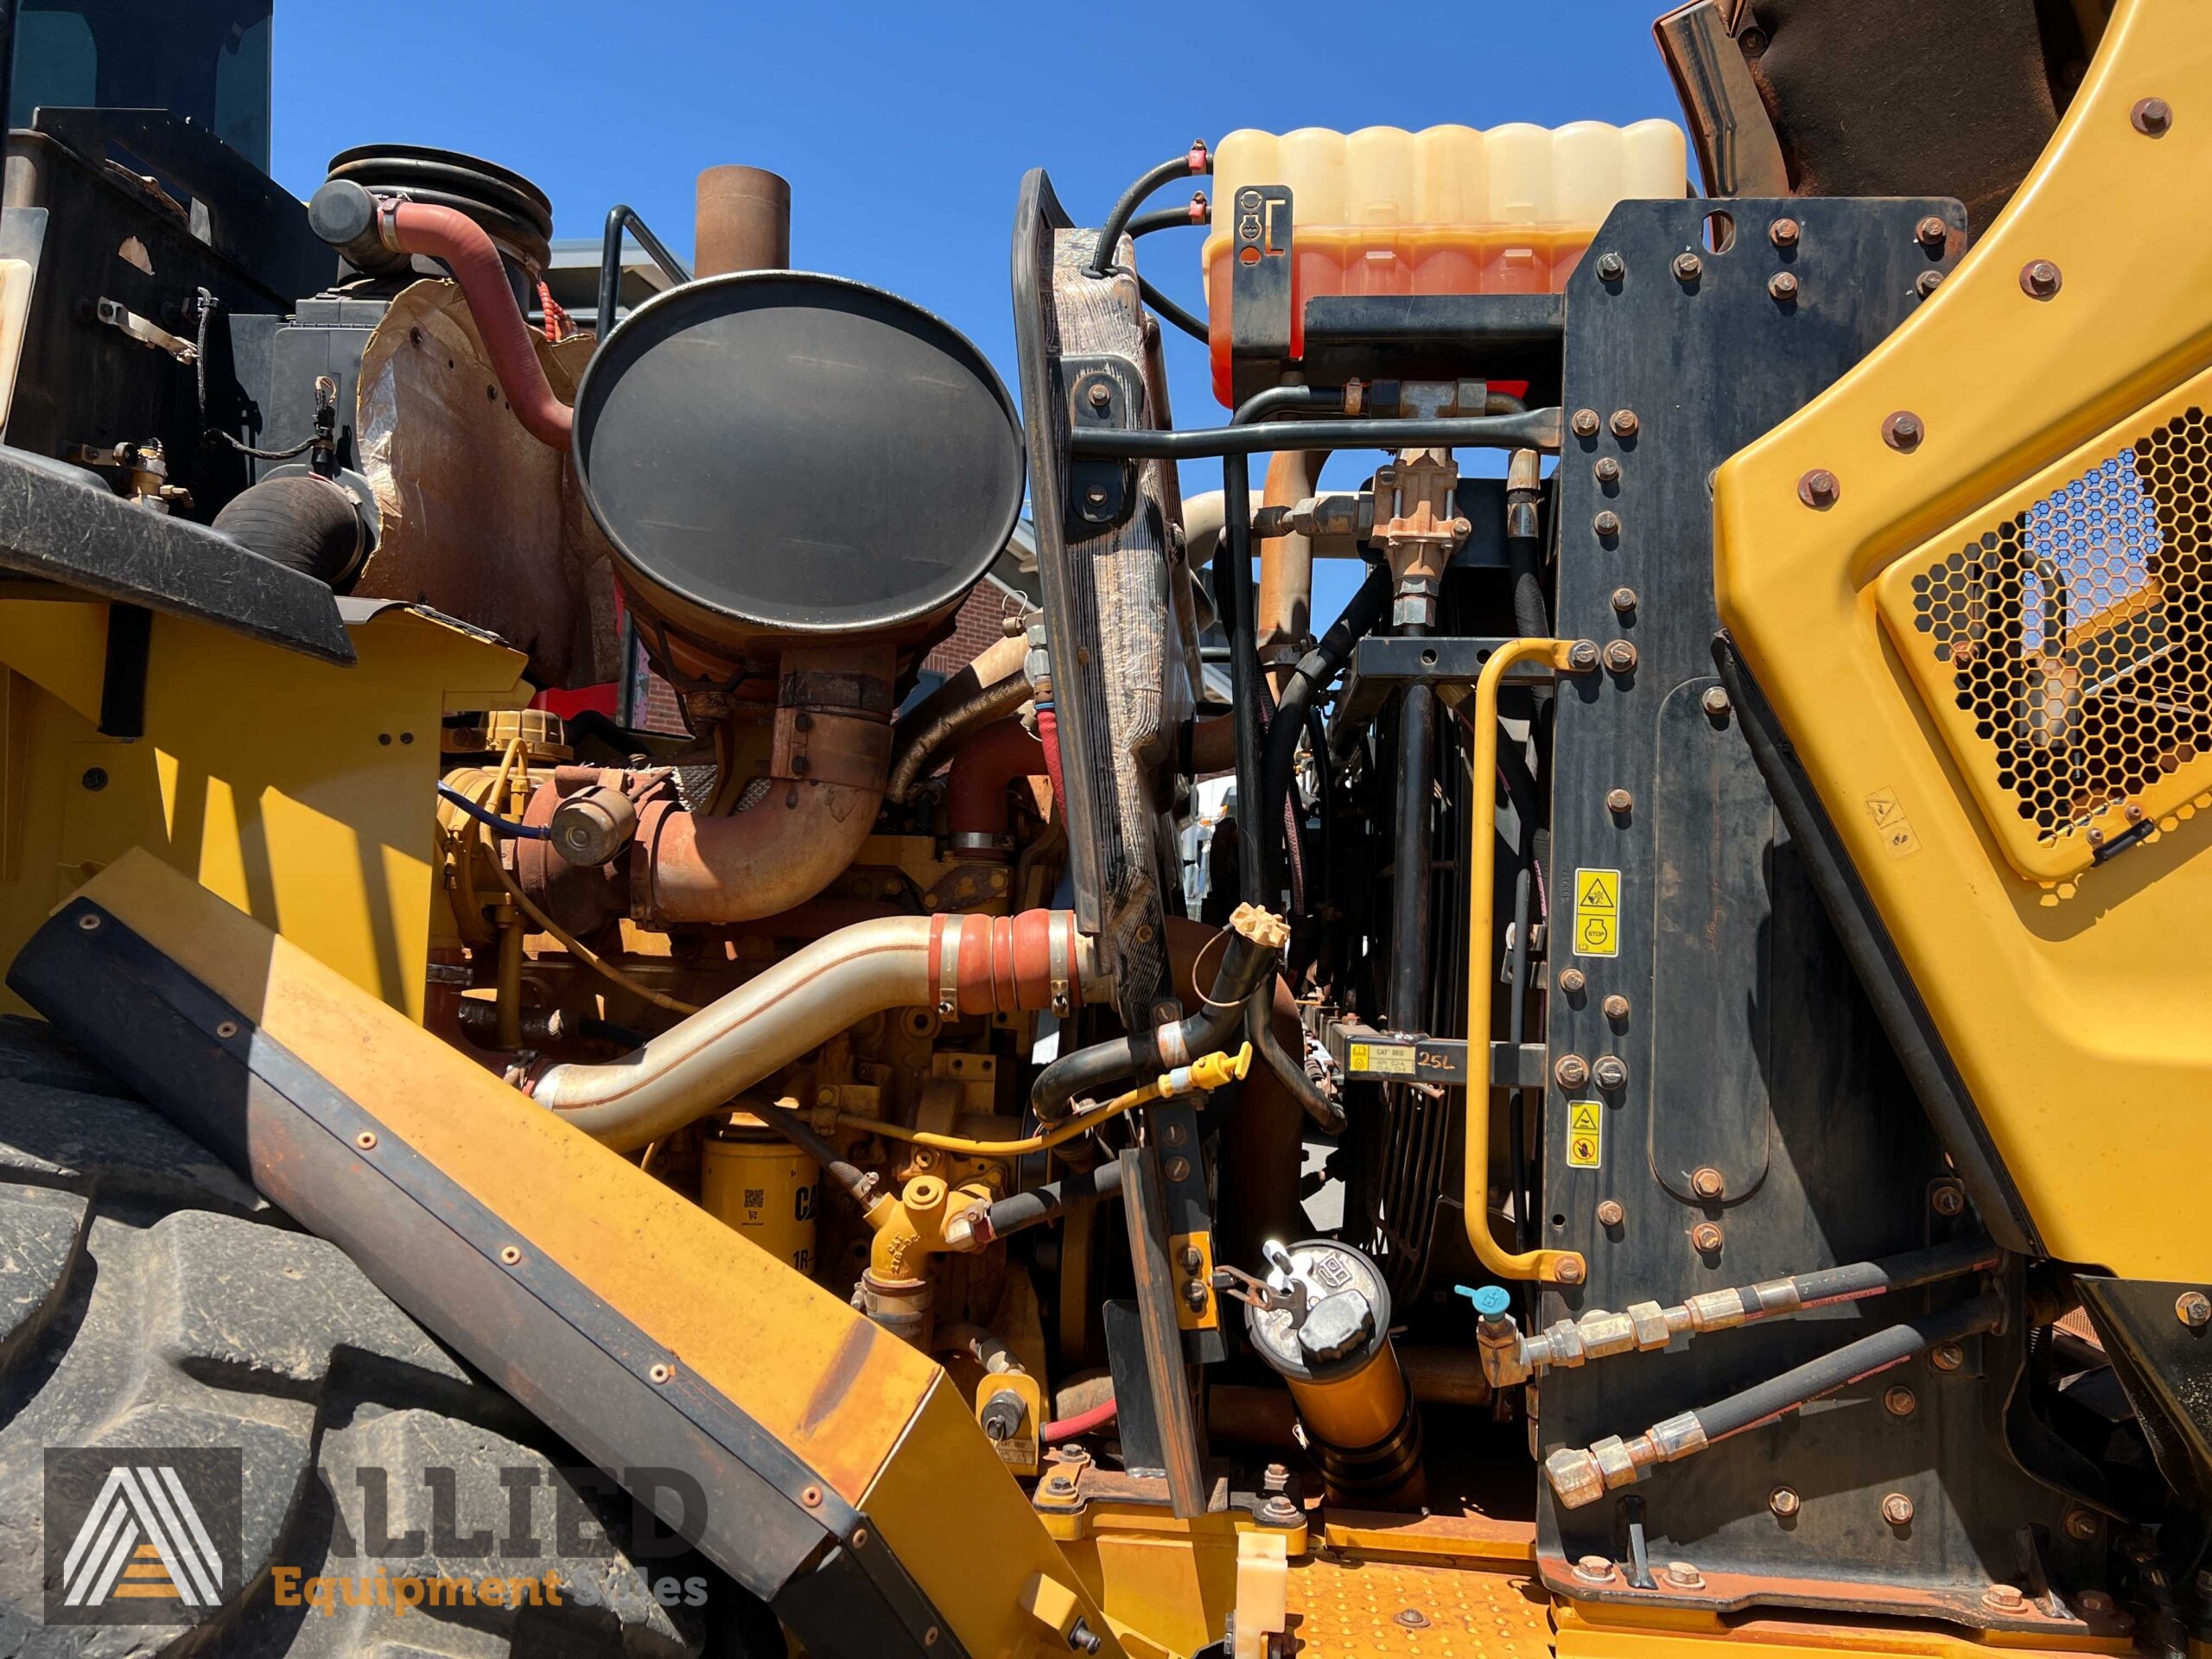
945, 716, 1045, 851
528, 911, 1106, 1151
310, 181, 573, 451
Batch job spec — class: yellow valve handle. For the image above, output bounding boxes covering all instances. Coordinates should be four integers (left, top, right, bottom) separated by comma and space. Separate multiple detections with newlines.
1465, 638, 1590, 1287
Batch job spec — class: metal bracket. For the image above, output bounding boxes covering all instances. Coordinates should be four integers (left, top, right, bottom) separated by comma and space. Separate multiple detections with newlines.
1324, 1021, 1548, 1089
1059, 353, 1144, 542
91, 296, 198, 365
1335, 635, 1551, 740
1228, 184, 1294, 404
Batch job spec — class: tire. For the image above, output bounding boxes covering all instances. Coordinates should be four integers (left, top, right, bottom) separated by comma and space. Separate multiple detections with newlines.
0, 1015, 774, 1657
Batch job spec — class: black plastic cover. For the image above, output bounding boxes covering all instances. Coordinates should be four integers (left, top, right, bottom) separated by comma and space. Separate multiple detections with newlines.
573, 272, 1025, 639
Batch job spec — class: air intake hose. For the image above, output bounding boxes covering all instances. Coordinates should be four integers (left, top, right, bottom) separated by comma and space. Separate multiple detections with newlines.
210, 474, 369, 589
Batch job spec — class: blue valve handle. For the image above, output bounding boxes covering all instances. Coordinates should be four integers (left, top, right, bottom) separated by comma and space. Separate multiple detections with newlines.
1454, 1284, 1514, 1319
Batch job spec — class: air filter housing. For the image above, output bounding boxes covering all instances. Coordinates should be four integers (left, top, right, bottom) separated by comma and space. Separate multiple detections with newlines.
573, 272, 1025, 671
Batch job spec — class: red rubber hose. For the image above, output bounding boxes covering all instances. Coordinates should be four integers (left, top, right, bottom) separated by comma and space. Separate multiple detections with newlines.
1036, 702, 1068, 821
1042, 1396, 1118, 1442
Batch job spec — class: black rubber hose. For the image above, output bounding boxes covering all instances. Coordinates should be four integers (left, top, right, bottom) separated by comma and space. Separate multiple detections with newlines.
1137, 276, 1209, 344
985, 1162, 1125, 1239
1780, 1236, 2000, 1309
753, 1102, 875, 1211
1261, 564, 1390, 875
1071, 409, 1561, 461
1695, 1293, 2003, 1442
1127, 201, 1210, 239
1243, 987, 1344, 1133
1030, 930, 1277, 1122
1089, 148, 1211, 277
211, 474, 365, 588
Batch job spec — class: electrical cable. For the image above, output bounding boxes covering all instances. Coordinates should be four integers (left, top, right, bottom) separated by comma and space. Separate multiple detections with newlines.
438, 782, 553, 839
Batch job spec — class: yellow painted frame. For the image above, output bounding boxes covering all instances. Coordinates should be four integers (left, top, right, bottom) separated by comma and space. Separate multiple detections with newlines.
1714, 0, 2212, 1276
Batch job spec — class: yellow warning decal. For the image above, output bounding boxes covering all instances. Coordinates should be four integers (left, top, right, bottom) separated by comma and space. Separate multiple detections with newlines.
1349, 1041, 1416, 1077
1573, 868, 1621, 958
1862, 787, 1923, 859
1566, 1100, 1603, 1169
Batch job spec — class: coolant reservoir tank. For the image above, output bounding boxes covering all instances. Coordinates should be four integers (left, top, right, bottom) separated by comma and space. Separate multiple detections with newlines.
1200, 121, 1687, 404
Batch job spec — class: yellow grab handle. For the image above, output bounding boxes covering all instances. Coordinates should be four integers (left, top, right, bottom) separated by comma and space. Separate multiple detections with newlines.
1465, 638, 1589, 1286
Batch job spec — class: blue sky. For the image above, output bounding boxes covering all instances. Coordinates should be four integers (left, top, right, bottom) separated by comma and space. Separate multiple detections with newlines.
272, 1, 1684, 623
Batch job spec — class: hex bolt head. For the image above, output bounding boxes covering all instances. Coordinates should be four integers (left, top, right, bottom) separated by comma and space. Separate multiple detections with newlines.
1603, 640, 1639, 673
2020, 259, 2063, 299
1883, 410, 1925, 451
1182, 1280, 1210, 1311
1798, 468, 1840, 509
1573, 1555, 1618, 1584
1985, 1585, 2027, 1613
1086, 379, 1113, 408
1672, 251, 1702, 283
2176, 1290, 2211, 1328
2133, 97, 2173, 137
1916, 269, 1945, 298
1558, 967, 1588, 995
1929, 1341, 1966, 1372
1596, 1199, 1625, 1227
1768, 270, 1799, 302
1915, 216, 1949, 251
1554, 1257, 1586, 1285
1769, 1486, 1802, 1519
1690, 1166, 1726, 1200
2064, 1509, 2103, 1541
1601, 994, 1630, 1020
1568, 639, 1602, 672
1769, 217, 1801, 249
1884, 1384, 1918, 1417
1179, 1243, 1205, 1273
1610, 586, 1638, 613
1690, 1222, 1725, 1254
1610, 409, 1640, 440
1571, 407, 1602, 439
1596, 251, 1625, 281
1592, 1056, 1629, 1090
1662, 1561, 1704, 1590
1702, 686, 1732, 717
1881, 1493, 1916, 1526
1554, 1053, 1592, 1090
1930, 1182, 1966, 1217
1593, 455, 1622, 485
2075, 1591, 2116, 1618
1593, 509, 1623, 538
1606, 787, 1634, 815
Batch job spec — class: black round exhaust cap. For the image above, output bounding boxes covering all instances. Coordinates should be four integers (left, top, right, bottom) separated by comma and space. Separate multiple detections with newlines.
574, 272, 1026, 639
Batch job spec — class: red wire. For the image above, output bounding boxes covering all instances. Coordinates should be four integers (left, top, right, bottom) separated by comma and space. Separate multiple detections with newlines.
1042, 1396, 1117, 1442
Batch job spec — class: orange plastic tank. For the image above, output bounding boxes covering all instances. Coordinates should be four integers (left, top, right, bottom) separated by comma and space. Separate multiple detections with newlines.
1200, 122, 1688, 405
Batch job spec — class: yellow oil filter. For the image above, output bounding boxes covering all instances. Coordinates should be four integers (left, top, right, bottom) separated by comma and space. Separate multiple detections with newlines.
1244, 1238, 1423, 1505
702, 1116, 817, 1274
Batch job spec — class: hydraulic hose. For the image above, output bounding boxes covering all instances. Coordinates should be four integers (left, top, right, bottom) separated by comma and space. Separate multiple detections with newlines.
1071, 408, 1563, 461
528, 912, 1105, 1152
752, 1100, 875, 1210
1088, 142, 1211, 277
1243, 986, 1344, 1132
1261, 565, 1390, 882
887, 646, 1033, 803
973, 1163, 1126, 1243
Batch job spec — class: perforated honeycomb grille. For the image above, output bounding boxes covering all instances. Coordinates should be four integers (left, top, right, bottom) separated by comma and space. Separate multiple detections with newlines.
1904, 406, 2210, 868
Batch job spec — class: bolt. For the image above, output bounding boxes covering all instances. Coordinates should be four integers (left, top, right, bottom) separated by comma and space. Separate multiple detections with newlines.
1663, 1561, 1704, 1590
649, 1361, 676, 1384
1884, 1384, 1918, 1417
1930, 1182, 1966, 1217
1258, 1493, 1301, 1527
2020, 260, 2063, 300
1916, 270, 1945, 298
1071, 1618, 1103, 1655
1571, 408, 1602, 440
214, 1020, 239, 1039
1768, 270, 1798, 302
800, 1484, 823, 1507
1601, 994, 1630, 1020
1179, 1244, 1204, 1274
1086, 380, 1112, 409
1183, 1280, 1210, 1311
1797, 468, 1840, 509
1691, 1222, 1724, 1254
2064, 1509, 2103, 1541
1610, 586, 1637, 613
1594, 456, 1622, 485
80, 766, 107, 791
2125, 802, 2146, 823
1559, 967, 1588, 995
1915, 216, 1949, 251
1985, 1585, 2026, 1613
1262, 1462, 1291, 1492
1702, 686, 1732, 717
1691, 1166, 1726, 1200
1597, 1199, 1625, 1227
2076, 1591, 2116, 1618
1930, 1342, 1965, 1372
1165, 1155, 1191, 1183
1554, 1053, 1591, 1090
1769, 1486, 1801, 1519
1395, 1609, 1432, 1629
1673, 251, 1702, 283
2177, 1291, 2211, 1328
2087, 827, 2106, 849
1596, 251, 1625, 282
1568, 639, 1602, 672
1606, 787, 1634, 815
1610, 409, 1640, 440
1592, 1056, 1629, 1090
1593, 509, 1622, 538
1881, 1492, 1916, 1526
1883, 410, 1924, 451
1603, 639, 1638, 673
499, 1244, 523, 1266
2133, 97, 2173, 137
1573, 1555, 1617, 1584
1555, 1258, 1585, 1284
1769, 218, 1801, 249
355, 1130, 378, 1151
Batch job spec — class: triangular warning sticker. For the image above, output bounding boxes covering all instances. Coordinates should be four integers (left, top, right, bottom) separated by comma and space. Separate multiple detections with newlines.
1577, 871, 1617, 911
1568, 1103, 1601, 1134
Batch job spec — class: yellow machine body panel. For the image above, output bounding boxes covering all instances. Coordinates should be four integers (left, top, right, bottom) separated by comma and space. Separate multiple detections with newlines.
1713, 0, 2212, 1277
0, 600, 526, 1020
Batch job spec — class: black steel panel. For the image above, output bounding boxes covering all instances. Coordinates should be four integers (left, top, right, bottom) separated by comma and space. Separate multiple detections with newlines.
1535, 197, 2078, 1623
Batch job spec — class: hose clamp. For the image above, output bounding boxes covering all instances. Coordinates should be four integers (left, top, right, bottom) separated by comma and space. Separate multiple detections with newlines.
1046, 916, 1072, 1017
933, 918, 960, 1017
